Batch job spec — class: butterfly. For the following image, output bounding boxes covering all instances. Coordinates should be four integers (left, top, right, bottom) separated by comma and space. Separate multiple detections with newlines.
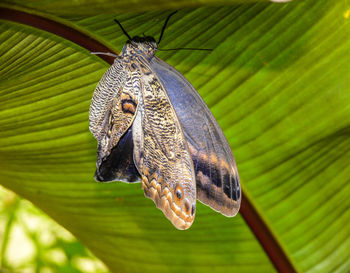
89, 12, 241, 230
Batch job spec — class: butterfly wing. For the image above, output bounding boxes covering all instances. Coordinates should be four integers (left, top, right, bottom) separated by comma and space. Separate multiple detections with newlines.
89, 58, 141, 182
96, 127, 140, 182
150, 56, 241, 217
132, 57, 196, 230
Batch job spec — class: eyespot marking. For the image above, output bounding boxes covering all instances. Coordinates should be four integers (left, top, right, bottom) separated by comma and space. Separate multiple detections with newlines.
175, 186, 183, 200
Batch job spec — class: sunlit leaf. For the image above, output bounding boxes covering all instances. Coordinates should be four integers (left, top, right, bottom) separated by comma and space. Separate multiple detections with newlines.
1, 0, 349, 272
0, 0, 281, 15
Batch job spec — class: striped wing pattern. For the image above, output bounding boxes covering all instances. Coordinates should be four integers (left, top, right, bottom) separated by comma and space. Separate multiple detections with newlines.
132, 55, 196, 229
89, 38, 240, 229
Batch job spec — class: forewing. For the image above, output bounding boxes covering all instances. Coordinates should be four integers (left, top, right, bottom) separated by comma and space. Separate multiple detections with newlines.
89, 58, 141, 182
133, 57, 196, 230
89, 57, 126, 143
150, 56, 241, 217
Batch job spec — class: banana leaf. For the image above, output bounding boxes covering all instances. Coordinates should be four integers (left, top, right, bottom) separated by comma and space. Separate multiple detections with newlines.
0, 0, 349, 272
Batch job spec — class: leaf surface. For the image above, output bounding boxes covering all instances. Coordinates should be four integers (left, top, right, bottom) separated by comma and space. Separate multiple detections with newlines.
1, 0, 350, 272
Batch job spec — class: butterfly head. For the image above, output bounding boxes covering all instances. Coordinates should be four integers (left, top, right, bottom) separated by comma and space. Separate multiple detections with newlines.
116, 11, 177, 60
122, 36, 158, 59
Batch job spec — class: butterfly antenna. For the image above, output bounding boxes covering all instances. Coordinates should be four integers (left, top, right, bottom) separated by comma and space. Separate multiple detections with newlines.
158, 11, 177, 45
114, 18, 132, 40
158, 48, 213, 52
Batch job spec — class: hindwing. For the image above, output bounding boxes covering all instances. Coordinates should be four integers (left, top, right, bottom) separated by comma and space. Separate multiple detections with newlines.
150, 56, 241, 217
132, 56, 197, 230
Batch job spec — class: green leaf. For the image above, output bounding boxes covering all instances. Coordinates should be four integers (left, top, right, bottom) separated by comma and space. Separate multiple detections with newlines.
1, 0, 350, 272
0, 0, 276, 16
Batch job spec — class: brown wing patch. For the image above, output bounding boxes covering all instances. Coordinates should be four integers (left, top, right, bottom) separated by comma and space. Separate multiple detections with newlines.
141, 173, 194, 229
188, 142, 240, 217
121, 97, 137, 115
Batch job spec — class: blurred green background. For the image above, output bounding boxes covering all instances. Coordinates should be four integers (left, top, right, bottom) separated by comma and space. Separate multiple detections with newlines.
0, 186, 108, 272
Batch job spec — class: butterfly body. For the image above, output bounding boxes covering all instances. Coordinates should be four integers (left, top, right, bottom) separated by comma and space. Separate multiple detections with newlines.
89, 35, 241, 230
